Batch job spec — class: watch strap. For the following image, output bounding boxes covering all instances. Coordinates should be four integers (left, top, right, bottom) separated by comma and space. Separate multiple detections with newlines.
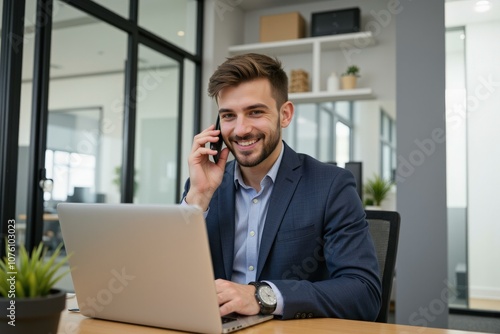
248, 281, 276, 315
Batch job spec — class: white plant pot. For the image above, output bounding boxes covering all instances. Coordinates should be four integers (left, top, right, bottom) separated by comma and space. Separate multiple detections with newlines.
365, 205, 382, 210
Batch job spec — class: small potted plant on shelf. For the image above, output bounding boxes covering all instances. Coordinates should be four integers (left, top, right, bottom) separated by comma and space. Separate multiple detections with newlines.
341, 65, 360, 90
363, 174, 393, 210
0, 242, 71, 333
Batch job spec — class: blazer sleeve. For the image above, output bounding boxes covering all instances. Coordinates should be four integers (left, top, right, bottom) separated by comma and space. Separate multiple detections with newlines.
267, 168, 381, 321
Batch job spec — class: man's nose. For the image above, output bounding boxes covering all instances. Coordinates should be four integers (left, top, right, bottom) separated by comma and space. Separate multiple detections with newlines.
234, 117, 251, 136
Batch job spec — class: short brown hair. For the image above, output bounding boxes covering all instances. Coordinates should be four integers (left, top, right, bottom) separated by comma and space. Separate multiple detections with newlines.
208, 53, 288, 108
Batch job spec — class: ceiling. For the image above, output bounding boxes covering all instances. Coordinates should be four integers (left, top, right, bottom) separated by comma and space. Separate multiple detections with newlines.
445, 0, 500, 53
446, 0, 500, 27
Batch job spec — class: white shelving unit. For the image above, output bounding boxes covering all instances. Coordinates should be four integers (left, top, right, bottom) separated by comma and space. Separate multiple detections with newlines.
290, 88, 373, 104
228, 31, 376, 102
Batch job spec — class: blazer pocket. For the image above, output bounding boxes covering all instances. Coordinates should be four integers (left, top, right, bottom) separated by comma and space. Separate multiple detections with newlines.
276, 224, 316, 242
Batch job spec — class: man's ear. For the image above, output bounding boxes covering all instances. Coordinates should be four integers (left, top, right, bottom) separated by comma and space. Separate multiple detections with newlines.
280, 101, 294, 128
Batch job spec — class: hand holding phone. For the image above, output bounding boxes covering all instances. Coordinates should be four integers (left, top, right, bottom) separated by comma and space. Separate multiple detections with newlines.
210, 116, 223, 163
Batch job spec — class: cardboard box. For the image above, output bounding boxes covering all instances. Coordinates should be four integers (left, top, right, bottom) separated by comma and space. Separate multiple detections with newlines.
260, 12, 306, 43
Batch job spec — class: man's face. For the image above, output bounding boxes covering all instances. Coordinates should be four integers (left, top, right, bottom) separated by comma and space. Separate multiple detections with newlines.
217, 78, 293, 168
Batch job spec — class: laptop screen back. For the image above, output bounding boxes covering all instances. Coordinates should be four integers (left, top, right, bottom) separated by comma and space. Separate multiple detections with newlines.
58, 203, 224, 333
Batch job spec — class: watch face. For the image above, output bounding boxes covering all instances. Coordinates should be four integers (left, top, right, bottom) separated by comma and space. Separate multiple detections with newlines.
258, 285, 277, 306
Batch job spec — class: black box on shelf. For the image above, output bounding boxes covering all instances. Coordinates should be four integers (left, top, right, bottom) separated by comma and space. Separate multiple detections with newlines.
311, 7, 361, 37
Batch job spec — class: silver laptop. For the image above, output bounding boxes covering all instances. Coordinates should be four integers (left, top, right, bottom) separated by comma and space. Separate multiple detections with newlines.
57, 203, 273, 334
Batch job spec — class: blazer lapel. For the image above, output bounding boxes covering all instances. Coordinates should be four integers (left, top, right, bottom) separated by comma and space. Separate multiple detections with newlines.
217, 161, 237, 280
257, 143, 302, 279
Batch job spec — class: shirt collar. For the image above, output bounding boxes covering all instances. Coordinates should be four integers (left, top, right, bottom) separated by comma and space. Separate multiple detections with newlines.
234, 142, 285, 189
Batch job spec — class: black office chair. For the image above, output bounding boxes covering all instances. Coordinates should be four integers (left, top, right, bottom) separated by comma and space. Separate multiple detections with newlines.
365, 210, 401, 323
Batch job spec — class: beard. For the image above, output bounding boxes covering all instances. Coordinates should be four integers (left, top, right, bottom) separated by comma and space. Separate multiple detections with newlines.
228, 117, 281, 168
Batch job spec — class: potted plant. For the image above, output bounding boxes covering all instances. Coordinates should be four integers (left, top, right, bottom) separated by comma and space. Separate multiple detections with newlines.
364, 174, 393, 209
0, 242, 71, 333
341, 65, 360, 90
363, 198, 375, 208
112, 166, 139, 193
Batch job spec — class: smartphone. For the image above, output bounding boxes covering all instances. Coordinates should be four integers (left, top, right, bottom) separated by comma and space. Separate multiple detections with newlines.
210, 116, 223, 163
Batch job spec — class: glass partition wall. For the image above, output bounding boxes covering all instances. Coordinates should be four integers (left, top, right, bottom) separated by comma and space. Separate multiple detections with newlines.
46, 6, 127, 210
134, 46, 180, 204
446, 0, 500, 314
1, 0, 202, 264
445, 27, 468, 310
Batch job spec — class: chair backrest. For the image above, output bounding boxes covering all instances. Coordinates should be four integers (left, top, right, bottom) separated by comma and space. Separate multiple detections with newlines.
365, 210, 401, 323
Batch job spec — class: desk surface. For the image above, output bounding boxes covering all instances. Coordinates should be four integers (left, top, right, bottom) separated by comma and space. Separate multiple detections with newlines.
18, 213, 59, 221
58, 298, 483, 334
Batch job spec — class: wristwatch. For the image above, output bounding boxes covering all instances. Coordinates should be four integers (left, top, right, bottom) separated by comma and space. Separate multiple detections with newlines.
248, 281, 277, 315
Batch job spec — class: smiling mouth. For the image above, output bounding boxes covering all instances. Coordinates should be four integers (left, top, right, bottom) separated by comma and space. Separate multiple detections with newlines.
236, 139, 259, 147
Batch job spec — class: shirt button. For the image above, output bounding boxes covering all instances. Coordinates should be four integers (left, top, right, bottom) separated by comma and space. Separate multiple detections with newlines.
252, 198, 258, 204
248, 265, 254, 271
249, 231, 255, 237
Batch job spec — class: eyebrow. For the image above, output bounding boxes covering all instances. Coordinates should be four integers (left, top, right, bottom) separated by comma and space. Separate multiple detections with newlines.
218, 103, 270, 114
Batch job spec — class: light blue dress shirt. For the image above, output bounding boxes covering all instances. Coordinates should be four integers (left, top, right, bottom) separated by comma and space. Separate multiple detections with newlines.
182, 145, 285, 316
231, 147, 284, 316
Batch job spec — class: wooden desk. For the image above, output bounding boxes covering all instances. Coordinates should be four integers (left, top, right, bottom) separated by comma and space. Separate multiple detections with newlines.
18, 213, 59, 221
17, 213, 61, 246
58, 298, 483, 334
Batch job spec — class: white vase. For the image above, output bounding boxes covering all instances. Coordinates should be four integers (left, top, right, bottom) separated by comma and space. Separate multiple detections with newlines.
327, 72, 339, 92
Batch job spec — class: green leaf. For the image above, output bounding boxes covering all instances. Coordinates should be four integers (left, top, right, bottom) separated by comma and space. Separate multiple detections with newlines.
363, 174, 394, 206
343, 65, 360, 77
1, 239, 72, 298
28, 272, 38, 297
15, 280, 26, 298
0, 285, 7, 297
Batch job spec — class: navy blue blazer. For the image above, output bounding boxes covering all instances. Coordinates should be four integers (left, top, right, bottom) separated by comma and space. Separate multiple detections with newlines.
183, 142, 381, 320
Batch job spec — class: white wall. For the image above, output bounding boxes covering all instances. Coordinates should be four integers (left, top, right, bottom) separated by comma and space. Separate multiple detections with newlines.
201, 0, 245, 125
354, 100, 380, 182
466, 20, 500, 300
353, 100, 396, 211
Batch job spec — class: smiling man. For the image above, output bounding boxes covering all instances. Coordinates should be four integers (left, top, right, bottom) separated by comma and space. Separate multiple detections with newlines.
182, 53, 381, 320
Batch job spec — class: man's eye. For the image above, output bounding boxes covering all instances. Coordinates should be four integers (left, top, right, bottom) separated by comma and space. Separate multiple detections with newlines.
250, 110, 263, 115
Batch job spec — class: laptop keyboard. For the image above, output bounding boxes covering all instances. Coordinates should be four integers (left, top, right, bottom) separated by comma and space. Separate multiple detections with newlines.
221, 316, 238, 324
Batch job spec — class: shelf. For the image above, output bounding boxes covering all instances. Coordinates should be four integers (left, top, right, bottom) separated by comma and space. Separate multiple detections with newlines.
320, 32, 376, 51
228, 31, 375, 56
228, 31, 376, 102
289, 88, 374, 104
